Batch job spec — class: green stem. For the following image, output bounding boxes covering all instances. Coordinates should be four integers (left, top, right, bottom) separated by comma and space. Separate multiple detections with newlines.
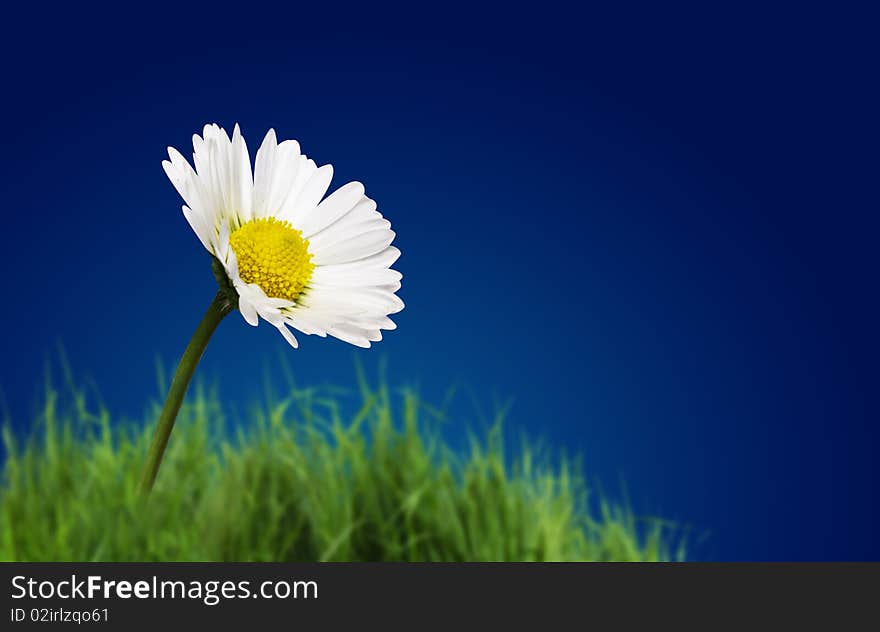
139, 292, 233, 496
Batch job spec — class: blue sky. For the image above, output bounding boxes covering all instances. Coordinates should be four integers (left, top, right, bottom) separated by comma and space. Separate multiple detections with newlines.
1, 3, 877, 560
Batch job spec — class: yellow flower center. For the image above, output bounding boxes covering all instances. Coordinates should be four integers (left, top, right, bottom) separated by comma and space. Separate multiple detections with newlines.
229, 217, 315, 301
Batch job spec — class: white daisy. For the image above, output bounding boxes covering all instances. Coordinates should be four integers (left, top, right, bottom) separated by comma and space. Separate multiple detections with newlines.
162, 123, 403, 348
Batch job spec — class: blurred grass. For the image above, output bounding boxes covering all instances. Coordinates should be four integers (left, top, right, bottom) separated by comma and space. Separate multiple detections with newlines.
0, 366, 682, 561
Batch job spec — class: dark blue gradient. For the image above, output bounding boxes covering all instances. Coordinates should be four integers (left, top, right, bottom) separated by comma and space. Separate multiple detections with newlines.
1, 4, 877, 560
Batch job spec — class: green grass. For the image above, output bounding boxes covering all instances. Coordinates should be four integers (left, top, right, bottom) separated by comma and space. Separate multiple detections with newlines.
0, 367, 681, 561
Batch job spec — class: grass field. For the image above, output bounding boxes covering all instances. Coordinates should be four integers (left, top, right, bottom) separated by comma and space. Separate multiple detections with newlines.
0, 366, 681, 561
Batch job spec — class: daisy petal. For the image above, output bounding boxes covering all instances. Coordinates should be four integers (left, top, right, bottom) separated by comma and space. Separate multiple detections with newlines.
328, 325, 372, 348
281, 164, 334, 226
252, 129, 277, 216
317, 246, 401, 273
300, 181, 365, 237
181, 205, 211, 250
311, 229, 396, 265
238, 295, 259, 326
230, 124, 254, 223
276, 323, 299, 348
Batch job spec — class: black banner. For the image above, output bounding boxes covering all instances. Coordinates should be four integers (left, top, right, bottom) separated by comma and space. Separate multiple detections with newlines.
1, 563, 876, 627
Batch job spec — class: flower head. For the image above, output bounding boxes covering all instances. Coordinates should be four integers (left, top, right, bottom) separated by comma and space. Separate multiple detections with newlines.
162, 124, 403, 348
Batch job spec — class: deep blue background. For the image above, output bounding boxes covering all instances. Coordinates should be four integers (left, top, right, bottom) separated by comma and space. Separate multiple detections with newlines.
1, 4, 877, 560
